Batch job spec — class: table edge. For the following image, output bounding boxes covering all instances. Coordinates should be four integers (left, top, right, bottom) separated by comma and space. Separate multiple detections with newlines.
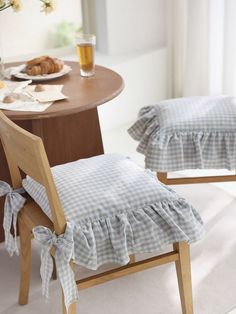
2, 63, 124, 121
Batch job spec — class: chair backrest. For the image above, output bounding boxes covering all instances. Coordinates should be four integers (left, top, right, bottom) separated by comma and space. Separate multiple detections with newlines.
0, 111, 66, 235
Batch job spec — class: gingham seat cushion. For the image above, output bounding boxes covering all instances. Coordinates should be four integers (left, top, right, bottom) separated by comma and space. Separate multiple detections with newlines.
128, 96, 236, 171
22, 154, 203, 269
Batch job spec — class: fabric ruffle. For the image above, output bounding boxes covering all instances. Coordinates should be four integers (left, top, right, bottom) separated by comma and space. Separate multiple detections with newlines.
22, 153, 204, 271
72, 197, 204, 270
128, 105, 236, 171
128, 106, 159, 154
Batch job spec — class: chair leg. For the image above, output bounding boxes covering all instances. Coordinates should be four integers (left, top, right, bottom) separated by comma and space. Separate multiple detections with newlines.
18, 218, 32, 305
129, 254, 135, 264
157, 172, 168, 184
52, 257, 57, 280
173, 242, 193, 314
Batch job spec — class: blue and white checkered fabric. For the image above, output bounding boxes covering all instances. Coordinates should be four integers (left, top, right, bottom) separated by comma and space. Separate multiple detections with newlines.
33, 222, 79, 313
22, 153, 204, 311
0, 181, 26, 256
128, 96, 236, 171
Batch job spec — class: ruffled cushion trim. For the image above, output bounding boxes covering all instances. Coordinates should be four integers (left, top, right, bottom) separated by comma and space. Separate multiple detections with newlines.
72, 198, 204, 270
128, 106, 236, 171
128, 106, 158, 143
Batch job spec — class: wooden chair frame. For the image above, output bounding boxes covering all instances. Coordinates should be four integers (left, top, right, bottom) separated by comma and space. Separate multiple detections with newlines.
157, 172, 236, 185
0, 111, 194, 314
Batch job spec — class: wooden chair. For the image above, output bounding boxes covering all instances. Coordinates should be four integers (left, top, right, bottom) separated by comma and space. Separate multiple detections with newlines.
0, 110, 194, 314
157, 172, 236, 185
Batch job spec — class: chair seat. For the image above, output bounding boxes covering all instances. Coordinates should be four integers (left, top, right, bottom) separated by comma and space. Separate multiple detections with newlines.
128, 96, 236, 171
22, 154, 203, 269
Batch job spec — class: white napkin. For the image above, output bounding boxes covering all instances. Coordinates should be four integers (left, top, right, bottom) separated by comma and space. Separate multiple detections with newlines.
25, 84, 63, 92
0, 98, 46, 112
0, 80, 32, 95
25, 85, 67, 102
0, 82, 66, 112
4, 65, 26, 80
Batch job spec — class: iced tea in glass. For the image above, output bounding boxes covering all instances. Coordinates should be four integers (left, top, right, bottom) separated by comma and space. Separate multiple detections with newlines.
76, 34, 96, 77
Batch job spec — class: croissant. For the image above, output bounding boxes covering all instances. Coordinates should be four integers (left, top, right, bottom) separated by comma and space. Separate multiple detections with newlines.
27, 65, 41, 76
40, 61, 51, 75
26, 56, 64, 76
26, 56, 48, 68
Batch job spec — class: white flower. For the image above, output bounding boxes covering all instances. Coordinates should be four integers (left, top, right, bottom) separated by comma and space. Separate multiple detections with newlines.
10, 0, 22, 12
0, 0, 6, 9
41, 0, 56, 14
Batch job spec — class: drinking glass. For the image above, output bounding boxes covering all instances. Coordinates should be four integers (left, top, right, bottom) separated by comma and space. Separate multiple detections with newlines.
76, 34, 96, 77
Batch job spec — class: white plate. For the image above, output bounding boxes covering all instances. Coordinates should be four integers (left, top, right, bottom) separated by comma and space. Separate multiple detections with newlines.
13, 64, 72, 81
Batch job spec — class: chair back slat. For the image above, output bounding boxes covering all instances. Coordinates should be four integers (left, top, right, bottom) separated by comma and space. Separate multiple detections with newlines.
0, 111, 66, 235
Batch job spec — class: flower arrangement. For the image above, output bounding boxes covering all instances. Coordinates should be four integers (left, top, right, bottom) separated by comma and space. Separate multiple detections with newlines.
40, 0, 56, 14
0, 0, 56, 14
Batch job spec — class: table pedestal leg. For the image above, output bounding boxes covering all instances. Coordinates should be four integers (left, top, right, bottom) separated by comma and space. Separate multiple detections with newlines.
32, 108, 104, 166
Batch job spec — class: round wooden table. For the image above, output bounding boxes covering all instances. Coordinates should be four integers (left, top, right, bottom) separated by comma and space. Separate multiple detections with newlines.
0, 61, 124, 241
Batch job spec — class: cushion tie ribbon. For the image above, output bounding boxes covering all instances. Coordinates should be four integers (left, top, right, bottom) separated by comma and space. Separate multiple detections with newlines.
0, 181, 26, 256
33, 222, 79, 312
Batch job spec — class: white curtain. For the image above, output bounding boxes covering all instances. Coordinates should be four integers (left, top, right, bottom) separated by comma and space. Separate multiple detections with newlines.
167, 0, 236, 98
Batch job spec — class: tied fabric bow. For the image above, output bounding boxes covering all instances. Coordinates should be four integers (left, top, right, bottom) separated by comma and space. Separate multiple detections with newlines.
33, 222, 79, 312
0, 181, 26, 256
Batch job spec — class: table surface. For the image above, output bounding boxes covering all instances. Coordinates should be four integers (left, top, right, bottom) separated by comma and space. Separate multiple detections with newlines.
3, 61, 124, 120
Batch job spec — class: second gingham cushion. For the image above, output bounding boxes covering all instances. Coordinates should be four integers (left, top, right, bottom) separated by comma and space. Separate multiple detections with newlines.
128, 96, 236, 171
23, 154, 203, 269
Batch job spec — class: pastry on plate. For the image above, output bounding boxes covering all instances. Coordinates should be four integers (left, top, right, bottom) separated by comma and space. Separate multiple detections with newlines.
3, 95, 15, 103
26, 56, 64, 76
34, 84, 46, 92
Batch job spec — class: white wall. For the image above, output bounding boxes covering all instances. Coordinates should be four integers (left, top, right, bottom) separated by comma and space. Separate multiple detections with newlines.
105, 0, 166, 55
90, 0, 166, 55
82, 0, 168, 130
0, 0, 82, 60
97, 48, 167, 131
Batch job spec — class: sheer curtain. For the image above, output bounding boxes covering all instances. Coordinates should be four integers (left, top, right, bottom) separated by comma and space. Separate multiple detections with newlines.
167, 0, 236, 98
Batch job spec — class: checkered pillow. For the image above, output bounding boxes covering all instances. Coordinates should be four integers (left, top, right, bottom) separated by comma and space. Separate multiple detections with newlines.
23, 154, 203, 269
128, 96, 236, 171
